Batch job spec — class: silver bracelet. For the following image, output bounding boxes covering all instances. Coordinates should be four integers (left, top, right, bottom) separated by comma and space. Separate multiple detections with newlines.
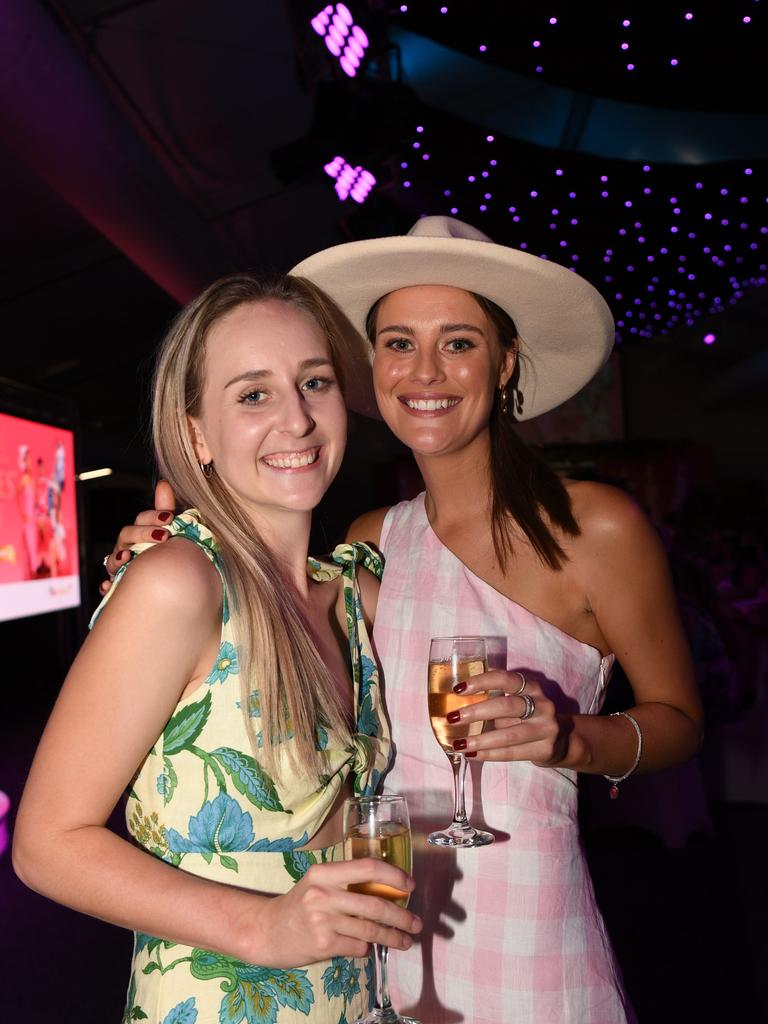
604, 710, 642, 799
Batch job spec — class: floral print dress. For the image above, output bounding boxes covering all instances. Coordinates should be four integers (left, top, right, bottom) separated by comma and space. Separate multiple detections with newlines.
91, 511, 391, 1024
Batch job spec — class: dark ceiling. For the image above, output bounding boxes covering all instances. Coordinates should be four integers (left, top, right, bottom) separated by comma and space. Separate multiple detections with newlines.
0, 0, 765, 481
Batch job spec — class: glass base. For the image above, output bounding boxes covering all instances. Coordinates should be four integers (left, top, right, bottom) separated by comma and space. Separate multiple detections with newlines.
352, 1011, 420, 1024
428, 823, 495, 848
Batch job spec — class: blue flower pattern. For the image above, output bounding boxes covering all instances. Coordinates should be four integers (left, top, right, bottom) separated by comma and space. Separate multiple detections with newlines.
166, 793, 254, 856
161, 998, 198, 1024
205, 640, 239, 685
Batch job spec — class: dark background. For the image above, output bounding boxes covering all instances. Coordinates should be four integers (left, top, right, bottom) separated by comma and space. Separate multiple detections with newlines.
1, 2, 767, 1020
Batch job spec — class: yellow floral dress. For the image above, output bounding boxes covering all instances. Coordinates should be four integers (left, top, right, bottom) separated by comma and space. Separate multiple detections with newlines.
91, 511, 391, 1024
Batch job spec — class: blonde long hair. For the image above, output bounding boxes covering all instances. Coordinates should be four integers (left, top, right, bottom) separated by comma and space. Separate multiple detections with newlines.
152, 273, 354, 775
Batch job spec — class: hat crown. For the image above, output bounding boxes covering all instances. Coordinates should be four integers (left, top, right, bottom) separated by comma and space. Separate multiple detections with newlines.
406, 215, 493, 245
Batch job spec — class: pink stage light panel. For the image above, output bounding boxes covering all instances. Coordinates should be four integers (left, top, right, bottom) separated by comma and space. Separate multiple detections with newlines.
311, 3, 369, 77
324, 156, 376, 203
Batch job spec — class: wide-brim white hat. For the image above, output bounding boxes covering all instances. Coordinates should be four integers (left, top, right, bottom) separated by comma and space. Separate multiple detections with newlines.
291, 215, 615, 421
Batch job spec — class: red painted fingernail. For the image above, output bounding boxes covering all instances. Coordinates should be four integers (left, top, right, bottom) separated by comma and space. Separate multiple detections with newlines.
453, 682, 467, 694
446, 710, 461, 724
151, 529, 167, 541
465, 751, 478, 758
157, 511, 173, 522
453, 739, 467, 751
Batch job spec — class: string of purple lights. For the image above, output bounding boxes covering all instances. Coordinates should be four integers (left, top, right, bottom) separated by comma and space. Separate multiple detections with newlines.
393, 3, 763, 81
306, 4, 766, 345
395, 123, 766, 344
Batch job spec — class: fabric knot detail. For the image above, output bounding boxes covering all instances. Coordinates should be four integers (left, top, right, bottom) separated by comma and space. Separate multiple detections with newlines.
350, 734, 374, 775
330, 543, 365, 574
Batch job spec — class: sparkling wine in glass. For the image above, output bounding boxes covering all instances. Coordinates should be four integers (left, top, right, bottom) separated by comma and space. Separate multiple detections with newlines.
343, 795, 419, 1024
427, 636, 494, 848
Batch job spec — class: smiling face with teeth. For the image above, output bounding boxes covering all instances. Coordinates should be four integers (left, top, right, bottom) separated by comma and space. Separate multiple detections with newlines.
188, 299, 347, 530
370, 285, 515, 461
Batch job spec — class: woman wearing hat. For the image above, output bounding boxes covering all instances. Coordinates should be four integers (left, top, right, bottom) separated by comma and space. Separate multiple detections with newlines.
105, 219, 702, 1022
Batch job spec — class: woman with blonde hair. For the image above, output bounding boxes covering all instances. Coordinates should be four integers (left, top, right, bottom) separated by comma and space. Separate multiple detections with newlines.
104, 218, 702, 1022
14, 273, 421, 1024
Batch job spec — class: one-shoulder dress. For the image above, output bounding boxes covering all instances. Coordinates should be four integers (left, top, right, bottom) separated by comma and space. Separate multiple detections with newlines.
374, 494, 635, 1024
91, 511, 391, 1024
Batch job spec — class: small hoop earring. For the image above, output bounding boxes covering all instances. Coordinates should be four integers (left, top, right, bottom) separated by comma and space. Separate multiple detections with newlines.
200, 461, 214, 478
499, 385, 509, 414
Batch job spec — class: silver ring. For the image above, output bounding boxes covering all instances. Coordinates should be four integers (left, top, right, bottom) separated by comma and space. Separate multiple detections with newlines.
519, 693, 535, 722
102, 554, 116, 582
511, 672, 526, 695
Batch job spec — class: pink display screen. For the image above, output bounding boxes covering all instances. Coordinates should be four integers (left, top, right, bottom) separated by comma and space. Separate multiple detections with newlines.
0, 411, 80, 622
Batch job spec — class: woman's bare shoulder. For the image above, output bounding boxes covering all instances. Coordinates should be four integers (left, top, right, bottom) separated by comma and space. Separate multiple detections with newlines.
344, 507, 392, 548
565, 479, 652, 543
100, 536, 222, 622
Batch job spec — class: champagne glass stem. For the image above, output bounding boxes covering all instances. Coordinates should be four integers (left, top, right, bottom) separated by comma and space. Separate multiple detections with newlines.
373, 943, 395, 1018
450, 752, 469, 828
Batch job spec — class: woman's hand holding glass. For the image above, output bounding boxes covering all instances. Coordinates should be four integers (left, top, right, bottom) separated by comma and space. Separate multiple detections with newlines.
255, 855, 421, 970
448, 669, 571, 765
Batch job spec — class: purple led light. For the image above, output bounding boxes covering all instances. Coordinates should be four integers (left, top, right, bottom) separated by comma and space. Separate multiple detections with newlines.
555, 168, 564, 176
703, 333, 716, 344
622, 18, 630, 27
685, 11, 693, 20
670, 58, 679, 66
486, 135, 495, 142
533, 40, 541, 48
627, 63, 635, 71
621, 42, 629, 50
313, 5, 370, 75
479, 44, 487, 52
549, 16, 558, 25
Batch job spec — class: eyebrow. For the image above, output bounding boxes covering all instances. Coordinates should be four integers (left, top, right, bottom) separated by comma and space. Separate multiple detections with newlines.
377, 322, 487, 337
224, 357, 333, 389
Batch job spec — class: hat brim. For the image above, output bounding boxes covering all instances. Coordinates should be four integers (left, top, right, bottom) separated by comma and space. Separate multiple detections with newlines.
292, 234, 615, 421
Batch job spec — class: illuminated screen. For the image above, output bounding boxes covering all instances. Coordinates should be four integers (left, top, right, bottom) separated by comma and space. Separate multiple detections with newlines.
0, 412, 80, 622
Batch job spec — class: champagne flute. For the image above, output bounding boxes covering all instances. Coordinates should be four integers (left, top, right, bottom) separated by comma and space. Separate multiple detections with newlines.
343, 794, 419, 1024
427, 636, 494, 848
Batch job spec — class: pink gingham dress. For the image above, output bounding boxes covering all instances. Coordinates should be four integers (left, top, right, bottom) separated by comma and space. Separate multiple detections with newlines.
375, 494, 634, 1024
